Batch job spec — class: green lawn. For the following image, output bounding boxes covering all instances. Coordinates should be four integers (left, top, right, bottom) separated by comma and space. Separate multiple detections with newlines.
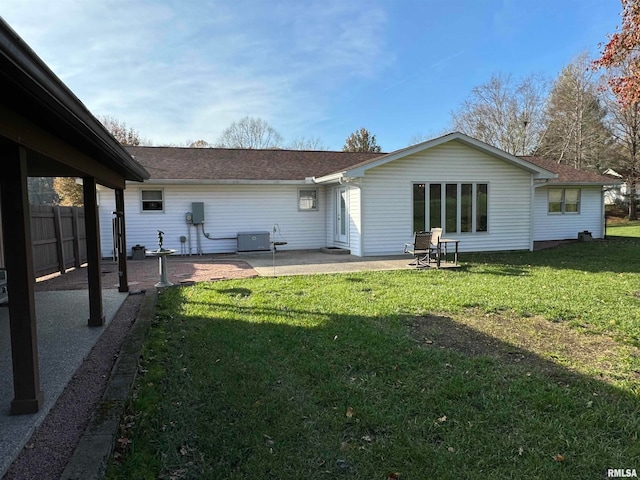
106, 236, 640, 480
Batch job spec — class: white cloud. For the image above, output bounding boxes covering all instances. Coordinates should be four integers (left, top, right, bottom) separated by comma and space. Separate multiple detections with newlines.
2, 0, 390, 145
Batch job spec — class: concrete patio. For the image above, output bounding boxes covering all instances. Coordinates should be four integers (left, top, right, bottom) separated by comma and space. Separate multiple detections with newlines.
0, 290, 128, 477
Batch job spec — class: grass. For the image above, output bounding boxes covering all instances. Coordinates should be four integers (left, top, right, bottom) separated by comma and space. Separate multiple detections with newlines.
106, 235, 640, 480
607, 219, 640, 238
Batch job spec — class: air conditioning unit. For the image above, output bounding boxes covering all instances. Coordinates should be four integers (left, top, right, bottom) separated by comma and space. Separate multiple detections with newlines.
237, 232, 271, 252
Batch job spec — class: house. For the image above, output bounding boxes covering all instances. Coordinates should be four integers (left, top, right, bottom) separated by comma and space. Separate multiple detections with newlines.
603, 168, 639, 206
97, 132, 616, 258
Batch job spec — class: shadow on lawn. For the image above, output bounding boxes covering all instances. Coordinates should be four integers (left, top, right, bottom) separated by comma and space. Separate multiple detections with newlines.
135, 285, 640, 479
466, 237, 640, 275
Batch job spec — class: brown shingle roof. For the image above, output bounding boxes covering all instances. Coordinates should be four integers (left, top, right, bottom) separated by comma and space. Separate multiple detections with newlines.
521, 156, 618, 184
125, 146, 616, 185
126, 146, 383, 181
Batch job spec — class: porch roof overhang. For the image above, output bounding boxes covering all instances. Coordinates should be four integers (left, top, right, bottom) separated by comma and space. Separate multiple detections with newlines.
0, 19, 149, 188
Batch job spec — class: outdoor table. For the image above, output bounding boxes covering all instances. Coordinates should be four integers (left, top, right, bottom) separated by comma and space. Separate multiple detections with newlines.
436, 238, 459, 268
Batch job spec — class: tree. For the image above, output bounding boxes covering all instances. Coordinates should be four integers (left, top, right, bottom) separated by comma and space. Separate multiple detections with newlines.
602, 70, 640, 220
216, 117, 283, 149
98, 115, 144, 146
187, 139, 211, 148
593, 0, 640, 107
28, 177, 58, 205
287, 136, 327, 150
536, 53, 613, 171
53, 177, 83, 206
342, 128, 382, 153
450, 73, 548, 155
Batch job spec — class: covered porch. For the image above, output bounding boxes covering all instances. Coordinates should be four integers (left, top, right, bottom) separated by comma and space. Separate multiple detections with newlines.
0, 18, 148, 415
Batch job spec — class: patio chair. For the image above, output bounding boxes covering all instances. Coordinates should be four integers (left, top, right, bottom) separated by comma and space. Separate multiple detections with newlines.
427, 228, 443, 266
404, 231, 432, 267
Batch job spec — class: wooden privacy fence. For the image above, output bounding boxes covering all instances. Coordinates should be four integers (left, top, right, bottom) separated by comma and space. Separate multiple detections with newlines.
30, 205, 86, 278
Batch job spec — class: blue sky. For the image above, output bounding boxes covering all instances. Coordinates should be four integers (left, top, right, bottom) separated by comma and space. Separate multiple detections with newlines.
2, 1, 623, 151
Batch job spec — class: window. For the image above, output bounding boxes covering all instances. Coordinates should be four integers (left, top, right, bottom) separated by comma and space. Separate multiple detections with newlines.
413, 184, 426, 232
141, 189, 163, 211
548, 188, 580, 214
413, 182, 489, 234
298, 188, 318, 210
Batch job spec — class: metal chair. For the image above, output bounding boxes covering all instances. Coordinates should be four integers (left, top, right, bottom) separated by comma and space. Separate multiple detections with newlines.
404, 231, 432, 267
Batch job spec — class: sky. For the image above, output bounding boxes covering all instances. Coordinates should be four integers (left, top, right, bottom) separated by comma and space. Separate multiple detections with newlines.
2, 0, 624, 152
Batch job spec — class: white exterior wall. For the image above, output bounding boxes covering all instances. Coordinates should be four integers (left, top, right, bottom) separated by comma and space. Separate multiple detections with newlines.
359, 141, 534, 255
98, 183, 327, 258
533, 186, 604, 240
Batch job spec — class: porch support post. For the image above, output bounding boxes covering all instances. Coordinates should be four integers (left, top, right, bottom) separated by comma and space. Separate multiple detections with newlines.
115, 188, 129, 293
0, 144, 44, 414
82, 177, 105, 326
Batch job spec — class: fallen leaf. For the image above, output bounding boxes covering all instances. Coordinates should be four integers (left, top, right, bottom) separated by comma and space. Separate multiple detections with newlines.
346, 406, 355, 418
179, 445, 189, 456
553, 454, 565, 462
447, 446, 455, 452
387, 473, 401, 480
437, 415, 447, 423
586, 400, 593, 408
518, 446, 524, 456
340, 441, 350, 451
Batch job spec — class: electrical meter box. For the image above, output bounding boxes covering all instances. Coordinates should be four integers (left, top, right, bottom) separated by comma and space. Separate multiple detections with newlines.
191, 202, 205, 224
237, 232, 271, 252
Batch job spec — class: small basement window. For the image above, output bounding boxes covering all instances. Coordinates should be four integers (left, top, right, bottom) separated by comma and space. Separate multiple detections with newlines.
141, 189, 164, 211
298, 188, 318, 211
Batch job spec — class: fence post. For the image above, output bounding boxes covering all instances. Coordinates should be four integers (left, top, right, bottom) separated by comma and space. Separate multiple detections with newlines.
52, 206, 66, 274
72, 207, 82, 268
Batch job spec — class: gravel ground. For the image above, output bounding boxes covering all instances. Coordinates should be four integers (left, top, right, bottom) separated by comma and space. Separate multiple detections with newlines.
3, 256, 257, 480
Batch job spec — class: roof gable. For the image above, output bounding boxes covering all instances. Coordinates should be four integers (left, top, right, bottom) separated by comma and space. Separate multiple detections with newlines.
314, 132, 557, 182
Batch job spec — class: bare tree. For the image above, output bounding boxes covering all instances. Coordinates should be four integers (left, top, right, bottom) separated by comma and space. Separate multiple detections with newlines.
603, 68, 640, 220
187, 139, 211, 148
451, 73, 548, 155
342, 127, 382, 153
287, 136, 327, 150
536, 53, 613, 171
216, 117, 283, 149
97, 115, 147, 146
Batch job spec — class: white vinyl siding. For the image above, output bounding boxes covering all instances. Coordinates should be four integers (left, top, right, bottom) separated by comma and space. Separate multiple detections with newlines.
534, 186, 603, 240
98, 184, 327, 257
360, 141, 533, 255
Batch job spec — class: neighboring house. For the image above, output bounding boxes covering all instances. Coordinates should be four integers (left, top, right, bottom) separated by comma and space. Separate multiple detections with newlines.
603, 168, 639, 205
97, 132, 617, 258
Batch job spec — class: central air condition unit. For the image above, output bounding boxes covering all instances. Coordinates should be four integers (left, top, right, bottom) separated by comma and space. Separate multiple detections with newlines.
237, 231, 271, 252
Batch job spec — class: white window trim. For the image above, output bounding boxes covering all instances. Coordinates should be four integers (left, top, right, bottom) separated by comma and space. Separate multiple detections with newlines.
548, 188, 580, 215
413, 181, 489, 235
140, 188, 165, 213
298, 188, 319, 211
